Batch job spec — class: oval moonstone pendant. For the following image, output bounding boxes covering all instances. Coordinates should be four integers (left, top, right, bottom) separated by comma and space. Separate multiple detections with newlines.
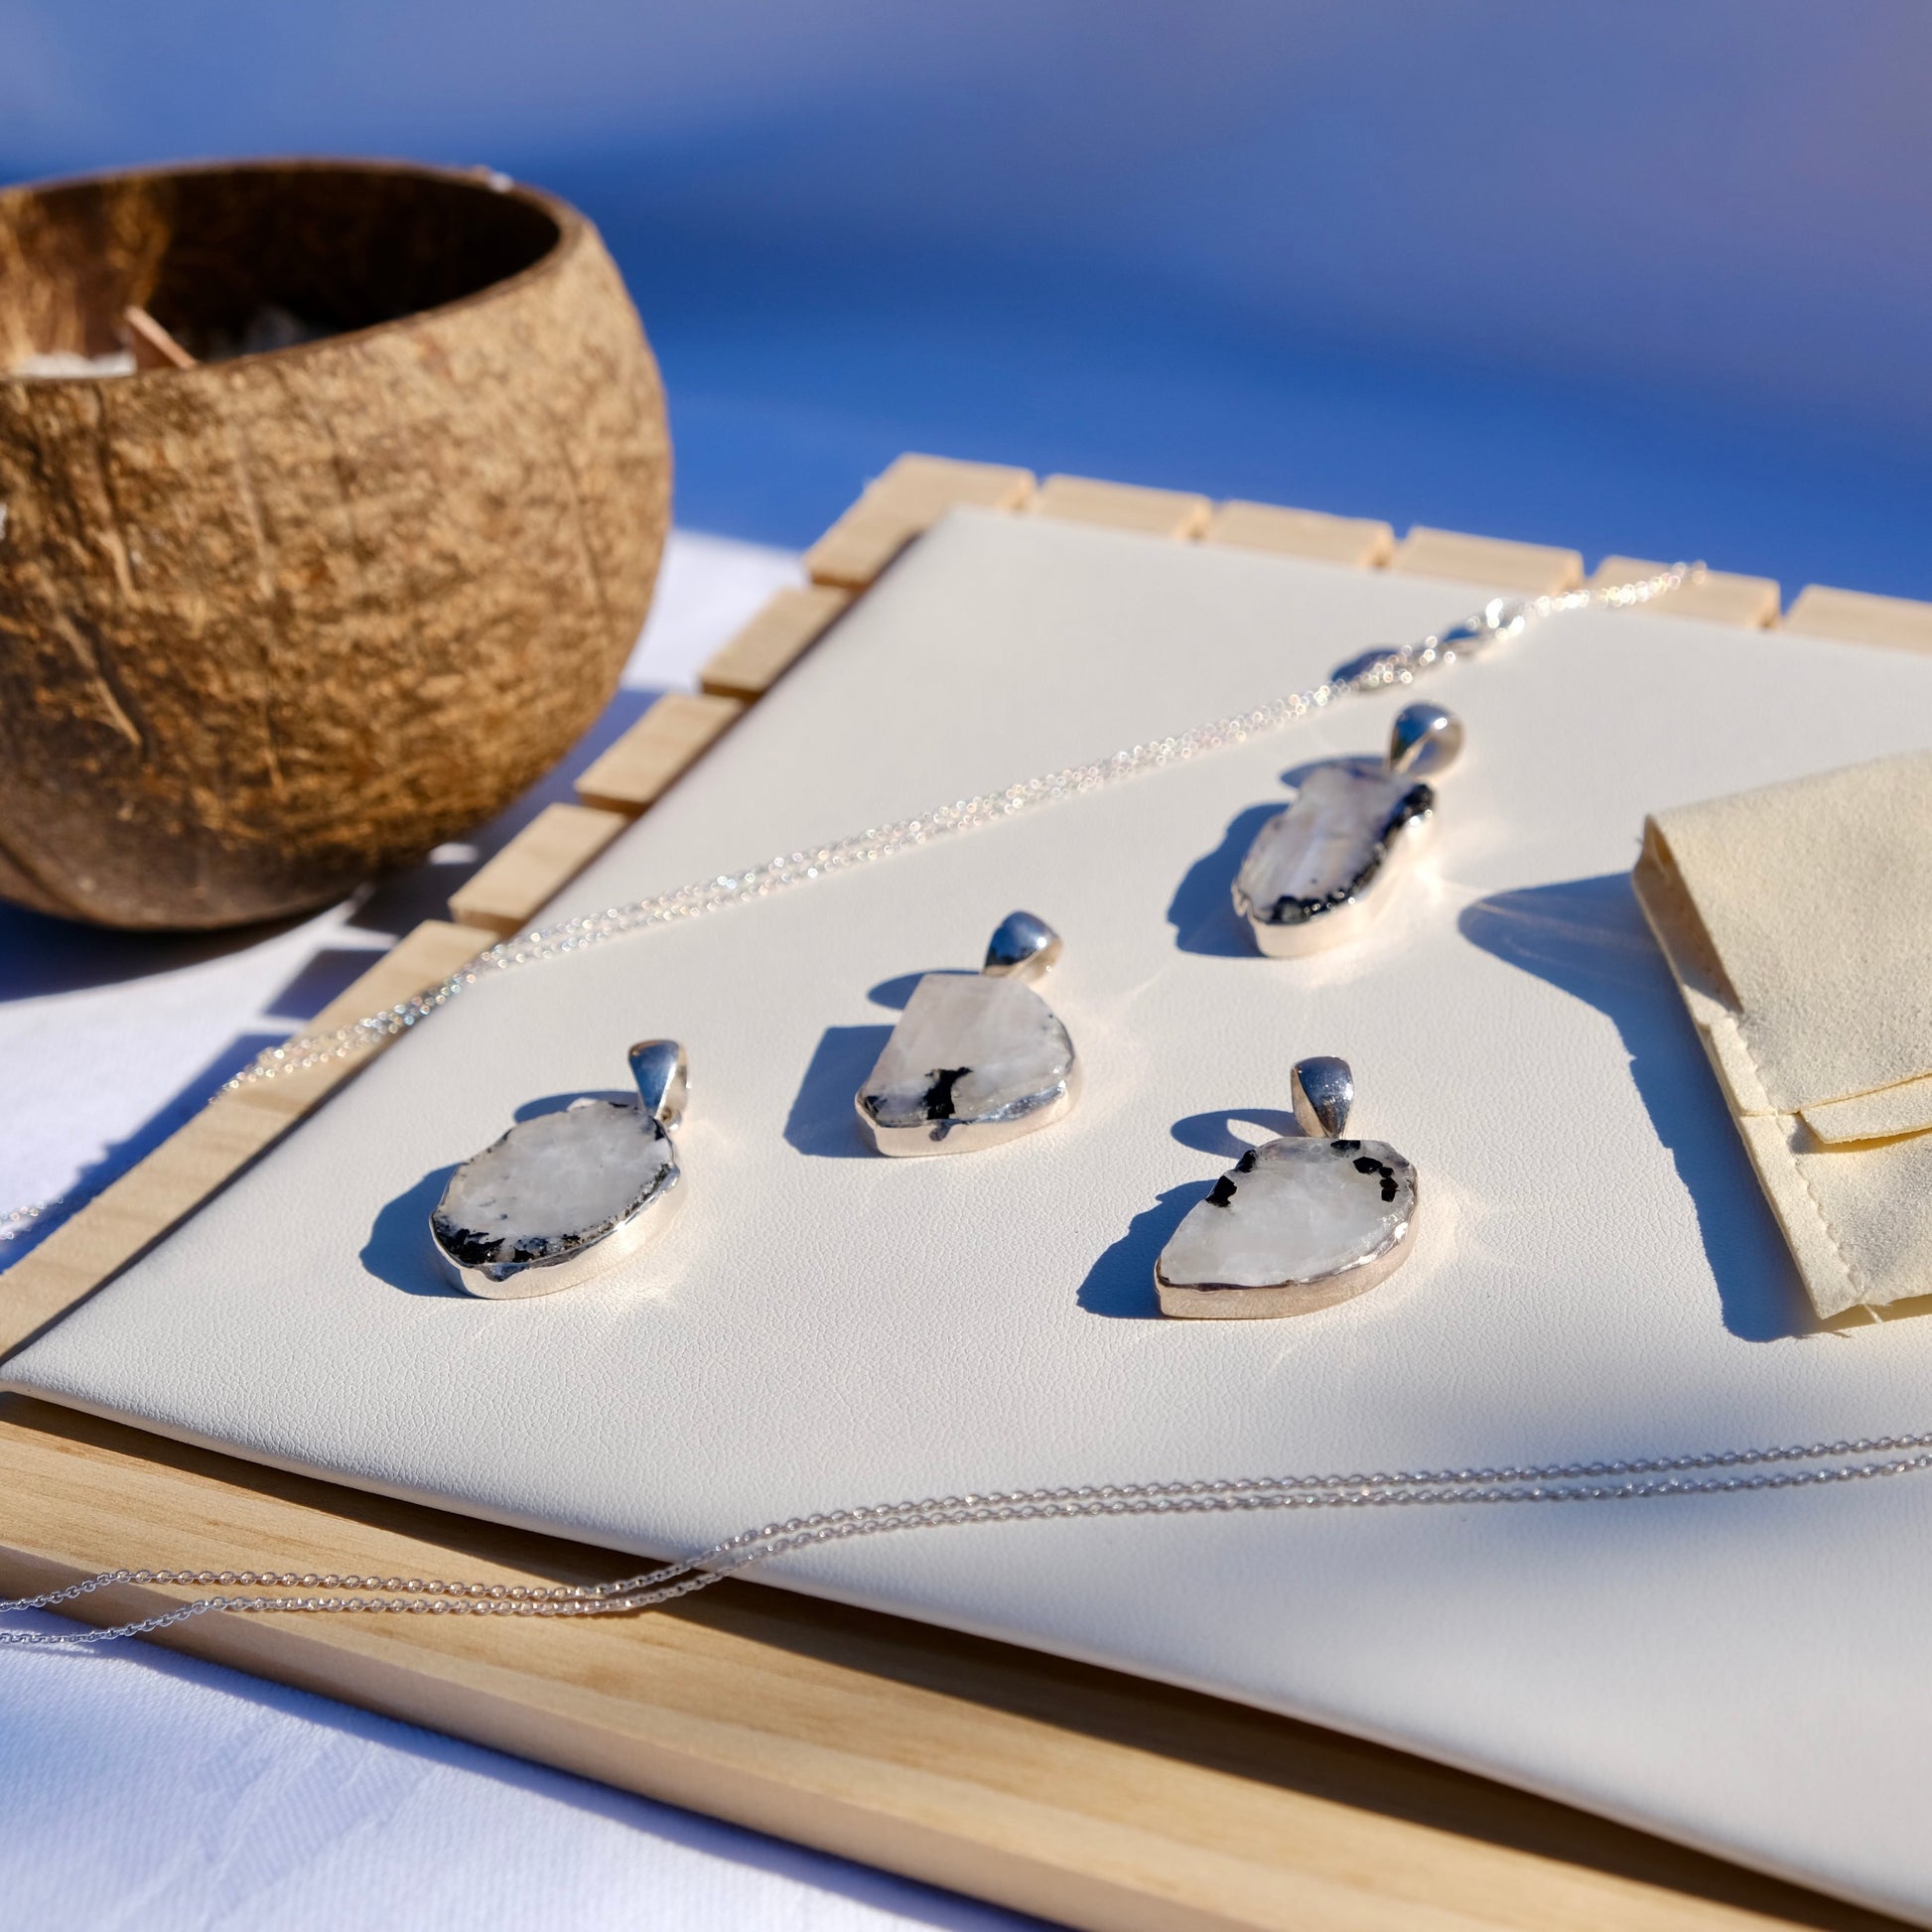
1156, 1057, 1418, 1318
856, 911, 1080, 1155
1231, 703, 1464, 957
431, 1040, 688, 1298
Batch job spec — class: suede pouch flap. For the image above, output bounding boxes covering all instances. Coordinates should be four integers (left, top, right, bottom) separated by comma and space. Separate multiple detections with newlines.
1641, 751, 1932, 1128
1634, 750, 1932, 1317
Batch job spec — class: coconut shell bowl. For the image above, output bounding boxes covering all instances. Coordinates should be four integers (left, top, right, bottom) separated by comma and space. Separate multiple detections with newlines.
0, 160, 670, 929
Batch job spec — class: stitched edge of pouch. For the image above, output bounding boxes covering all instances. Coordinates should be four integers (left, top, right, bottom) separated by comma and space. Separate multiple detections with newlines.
1633, 832, 1870, 1315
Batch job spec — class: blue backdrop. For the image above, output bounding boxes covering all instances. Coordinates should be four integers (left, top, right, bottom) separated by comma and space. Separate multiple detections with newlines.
5, 1, 1927, 596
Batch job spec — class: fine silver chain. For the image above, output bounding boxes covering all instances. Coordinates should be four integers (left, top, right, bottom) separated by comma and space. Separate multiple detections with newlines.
0, 563, 1692, 1248
8, 1430, 1930, 1648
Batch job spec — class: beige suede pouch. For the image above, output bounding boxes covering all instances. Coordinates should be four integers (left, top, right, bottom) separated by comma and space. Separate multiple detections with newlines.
1633, 751, 1932, 1318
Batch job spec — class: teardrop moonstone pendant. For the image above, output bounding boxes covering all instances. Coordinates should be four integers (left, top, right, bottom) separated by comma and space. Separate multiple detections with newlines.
1156, 1058, 1418, 1317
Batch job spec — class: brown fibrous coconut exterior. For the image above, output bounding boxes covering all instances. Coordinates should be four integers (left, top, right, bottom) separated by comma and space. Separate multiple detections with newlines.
0, 160, 671, 929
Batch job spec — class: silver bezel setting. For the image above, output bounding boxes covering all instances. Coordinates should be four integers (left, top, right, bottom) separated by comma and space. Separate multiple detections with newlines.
1233, 807, 1435, 957
431, 1038, 689, 1299
858, 1054, 1083, 1157
1156, 1173, 1416, 1319
437, 1155, 683, 1300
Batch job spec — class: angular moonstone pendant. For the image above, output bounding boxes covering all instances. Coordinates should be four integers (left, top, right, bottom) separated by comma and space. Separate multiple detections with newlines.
1157, 1057, 1418, 1318
856, 911, 1080, 1155
1231, 703, 1463, 956
431, 1040, 688, 1298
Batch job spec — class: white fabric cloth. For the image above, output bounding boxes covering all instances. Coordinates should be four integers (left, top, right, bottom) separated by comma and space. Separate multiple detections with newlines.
0, 530, 1034, 1932
0, 1606, 1034, 1931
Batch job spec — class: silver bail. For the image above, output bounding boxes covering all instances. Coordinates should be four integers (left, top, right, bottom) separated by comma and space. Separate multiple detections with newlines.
1291, 1056, 1354, 1139
983, 910, 1062, 983
628, 1039, 688, 1131
1387, 703, 1464, 778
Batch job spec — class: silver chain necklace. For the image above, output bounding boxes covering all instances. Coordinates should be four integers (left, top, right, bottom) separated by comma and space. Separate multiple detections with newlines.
2, 565, 1684, 1249
20, 560, 1914, 1654
10, 1430, 1931, 1648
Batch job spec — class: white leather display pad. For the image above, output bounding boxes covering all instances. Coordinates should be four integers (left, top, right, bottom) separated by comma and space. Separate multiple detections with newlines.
13, 511, 1932, 1923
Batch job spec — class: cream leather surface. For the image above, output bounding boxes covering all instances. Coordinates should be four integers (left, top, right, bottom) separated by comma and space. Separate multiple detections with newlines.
12, 512, 1932, 1922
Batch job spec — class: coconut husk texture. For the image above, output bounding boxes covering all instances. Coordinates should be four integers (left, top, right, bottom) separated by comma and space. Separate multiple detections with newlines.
0, 161, 670, 929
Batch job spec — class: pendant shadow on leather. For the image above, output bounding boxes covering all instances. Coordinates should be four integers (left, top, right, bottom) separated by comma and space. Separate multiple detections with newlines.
782, 974, 953, 1161
786, 1024, 895, 1159
1077, 1109, 1300, 1319
1167, 798, 1302, 956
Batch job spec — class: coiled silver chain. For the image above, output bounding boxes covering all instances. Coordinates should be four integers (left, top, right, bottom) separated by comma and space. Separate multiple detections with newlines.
8, 1429, 1929, 1648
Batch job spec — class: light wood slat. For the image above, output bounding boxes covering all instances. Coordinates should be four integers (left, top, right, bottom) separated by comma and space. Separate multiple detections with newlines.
1392, 526, 1584, 595
699, 586, 853, 703
804, 455, 1035, 590
575, 693, 746, 815
1203, 500, 1395, 567
1030, 474, 1211, 539
447, 802, 631, 937
0, 1397, 1903, 1932
1783, 585, 1932, 655
303, 922, 489, 1033
1590, 556, 1779, 629
0, 920, 487, 1356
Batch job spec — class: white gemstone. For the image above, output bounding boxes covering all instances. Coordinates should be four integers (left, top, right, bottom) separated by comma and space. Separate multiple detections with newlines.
1158, 1137, 1417, 1317
860, 972, 1074, 1145
1233, 762, 1431, 932
433, 1099, 676, 1279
